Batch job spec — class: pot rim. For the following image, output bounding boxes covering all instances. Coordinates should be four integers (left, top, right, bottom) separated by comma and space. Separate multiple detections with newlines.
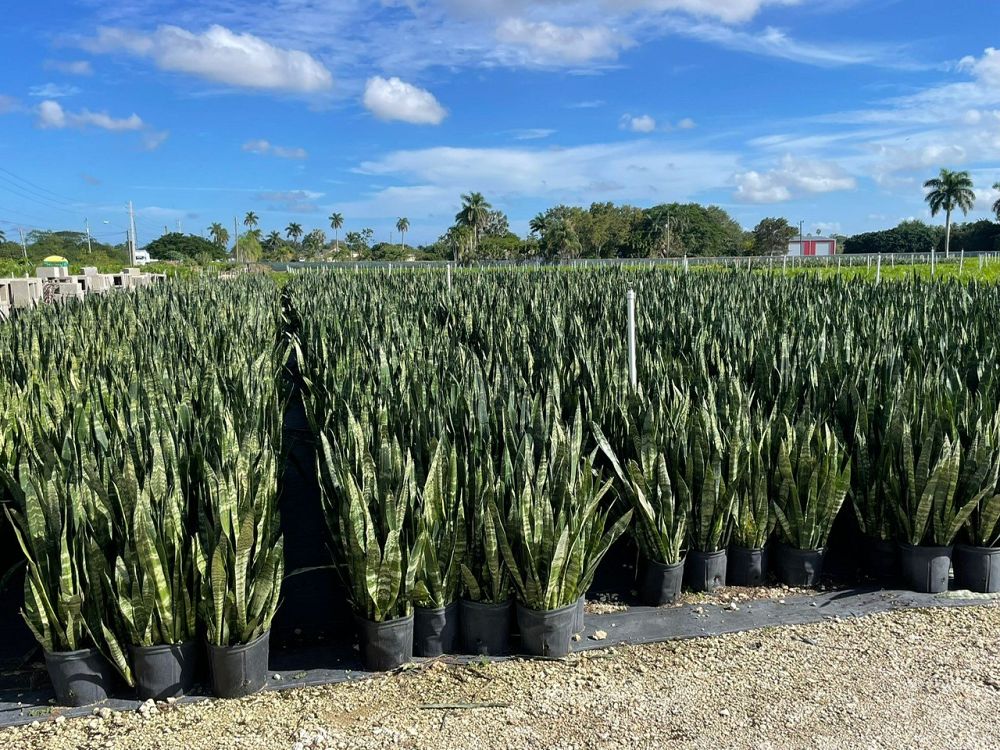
131, 640, 197, 656
955, 543, 1000, 555
898, 542, 954, 553
647, 555, 686, 571
460, 597, 513, 610
778, 544, 826, 555
44, 646, 102, 660
414, 601, 459, 616
206, 629, 270, 655
688, 548, 727, 559
355, 612, 414, 628
516, 600, 577, 616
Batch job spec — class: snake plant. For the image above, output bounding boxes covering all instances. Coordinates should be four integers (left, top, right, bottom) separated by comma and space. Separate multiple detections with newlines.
412, 439, 466, 608
316, 410, 422, 622
491, 412, 632, 611
593, 400, 688, 566
773, 419, 851, 551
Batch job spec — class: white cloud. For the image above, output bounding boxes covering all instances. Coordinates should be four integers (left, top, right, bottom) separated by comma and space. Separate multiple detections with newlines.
620, 114, 657, 132
352, 141, 739, 217
733, 155, 856, 203
362, 77, 447, 125
511, 128, 556, 140
242, 139, 308, 160
495, 19, 629, 65
29, 83, 81, 99
44, 60, 93, 76
256, 190, 324, 213
677, 117, 697, 129
35, 99, 164, 148
84, 25, 333, 94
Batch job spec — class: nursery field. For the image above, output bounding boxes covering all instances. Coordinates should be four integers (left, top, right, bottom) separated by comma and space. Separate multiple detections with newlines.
2, 265, 1000, 709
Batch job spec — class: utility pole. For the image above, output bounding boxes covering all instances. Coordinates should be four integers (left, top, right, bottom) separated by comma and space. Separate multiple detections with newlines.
85, 218, 93, 254
128, 201, 137, 266
234, 217, 240, 263
799, 220, 804, 257
18, 227, 28, 278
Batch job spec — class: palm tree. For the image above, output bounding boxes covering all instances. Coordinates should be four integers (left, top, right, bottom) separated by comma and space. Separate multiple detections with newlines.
286, 222, 303, 244
396, 217, 410, 249
0, 228, 6, 244
529, 213, 548, 237
455, 192, 492, 254
924, 169, 975, 258
209, 222, 229, 250
329, 212, 344, 252
243, 211, 259, 230
264, 231, 282, 253
993, 182, 1000, 221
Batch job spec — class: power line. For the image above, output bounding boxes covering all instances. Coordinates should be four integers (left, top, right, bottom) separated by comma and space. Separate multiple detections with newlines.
0, 166, 82, 205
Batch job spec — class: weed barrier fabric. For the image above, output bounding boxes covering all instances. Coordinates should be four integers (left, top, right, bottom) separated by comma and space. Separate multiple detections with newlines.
2, 588, 996, 728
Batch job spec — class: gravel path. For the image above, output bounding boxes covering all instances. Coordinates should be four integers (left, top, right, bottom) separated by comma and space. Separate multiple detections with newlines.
4, 604, 999, 750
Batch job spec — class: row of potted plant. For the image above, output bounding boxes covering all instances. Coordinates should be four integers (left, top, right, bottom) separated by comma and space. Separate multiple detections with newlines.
314, 403, 630, 666
1, 279, 287, 705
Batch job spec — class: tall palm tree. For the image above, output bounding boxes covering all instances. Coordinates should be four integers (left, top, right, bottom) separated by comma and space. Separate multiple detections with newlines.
396, 217, 410, 249
209, 222, 229, 249
243, 211, 259, 230
924, 169, 975, 258
264, 231, 282, 253
0, 228, 6, 244
455, 192, 491, 254
993, 181, 1000, 221
286, 222, 303, 244
329, 212, 344, 252
529, 213, 548, 237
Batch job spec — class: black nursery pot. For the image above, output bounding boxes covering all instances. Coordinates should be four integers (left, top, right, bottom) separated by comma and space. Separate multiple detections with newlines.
863, 536, 899, 583
953, 544, 1000, 593
515, 601, 576, 658
685, 549, 727, 592
727, 546, 768, 587
356, 614, 413, 671
898, 543, 952, 594
776, 545, 825, 587
132, 640, 200, 700
413, 602, 459, 657
44, 648, 119, 707
573, 596, 585, 635
460, 599, 513, 656
640, 557, 685, 605
207, 630, 270, 699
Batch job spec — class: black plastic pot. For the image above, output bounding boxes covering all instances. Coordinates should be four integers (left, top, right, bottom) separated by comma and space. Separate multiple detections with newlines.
515, 602, 575, 658
776, 545, 825, 587
953, 544, 1000, 593
44, 648, 119, 707
685, 549, 727, 592
573, 597, 585, 634
207, 630, 270, 699
727, 547, 767, 587
640, 557, 685, 605
899, 543, 952, 594
413, 602, 459, 657
460, 599, 512, 656
863, 536, 898, 583
132, 640, 199, 700
356, 614, 413, 671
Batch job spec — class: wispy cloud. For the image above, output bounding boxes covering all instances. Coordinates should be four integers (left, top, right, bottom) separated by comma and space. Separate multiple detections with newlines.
29, 83, 82, 99
44, 60, 94, 76
242, 139, 308, 160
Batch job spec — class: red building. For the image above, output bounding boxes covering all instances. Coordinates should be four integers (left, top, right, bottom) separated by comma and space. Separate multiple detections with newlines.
787, 236, 837, 256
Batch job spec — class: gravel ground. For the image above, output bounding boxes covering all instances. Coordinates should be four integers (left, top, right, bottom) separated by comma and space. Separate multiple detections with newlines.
4, 604, 999, 750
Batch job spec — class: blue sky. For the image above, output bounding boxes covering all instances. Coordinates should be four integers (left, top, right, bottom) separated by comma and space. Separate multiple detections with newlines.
1, 0, 999, 246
